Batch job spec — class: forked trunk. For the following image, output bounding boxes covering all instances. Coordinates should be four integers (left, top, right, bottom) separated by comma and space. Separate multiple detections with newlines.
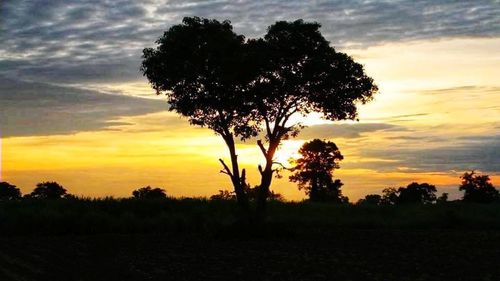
255, 140, 280, 219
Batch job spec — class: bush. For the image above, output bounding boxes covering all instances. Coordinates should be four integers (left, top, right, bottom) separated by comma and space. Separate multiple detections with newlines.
132, 186, 167, 199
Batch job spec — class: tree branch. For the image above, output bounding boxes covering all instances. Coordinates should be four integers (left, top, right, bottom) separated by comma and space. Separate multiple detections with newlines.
272, 161, 290, 170
219, 159, 233, 177
257, 140, 267, 156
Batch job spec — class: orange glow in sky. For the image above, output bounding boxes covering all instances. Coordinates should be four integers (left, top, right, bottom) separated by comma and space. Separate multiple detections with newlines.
2, 37, 499, 201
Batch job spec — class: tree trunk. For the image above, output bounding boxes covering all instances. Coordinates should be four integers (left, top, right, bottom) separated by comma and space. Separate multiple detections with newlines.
224, 137, 250, 212
255, 140, 280, 219
256, 166, 272, 219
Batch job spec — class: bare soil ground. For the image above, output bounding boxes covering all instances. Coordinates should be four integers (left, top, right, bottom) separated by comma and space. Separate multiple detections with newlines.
1, 229, 499, 281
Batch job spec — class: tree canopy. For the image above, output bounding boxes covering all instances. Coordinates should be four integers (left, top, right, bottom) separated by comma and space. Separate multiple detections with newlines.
0, 181, 22, 201
459, 171, 499, 203
132, 186, 167, 199
398, 182, 437, 204
289, 139, 347, 203
378, 183, 437, 205
28, 181, 68, 199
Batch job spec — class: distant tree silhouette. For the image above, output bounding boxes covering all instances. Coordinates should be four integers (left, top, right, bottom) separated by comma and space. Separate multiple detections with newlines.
142, 17, 377, 217
290, 139, 347, 203
132, 186, 167, 199
381, 188, 399, 205
0, 182, 22, 201
459, 171, 499, 203
437, 192, 449, 203
398, 182, 437, 204
28, 182, 68, 199
357, 194, 382, 205
380, 183, 437, 205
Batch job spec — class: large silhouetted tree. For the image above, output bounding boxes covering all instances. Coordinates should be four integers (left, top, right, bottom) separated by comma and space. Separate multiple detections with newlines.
289, 139, 347, 203
142, 17, 377, 217
459, 171, 499, 203
141, 17, 255, 211
0, 181, 22, 201
248, 20, 376, 214
28, 181, 68, 199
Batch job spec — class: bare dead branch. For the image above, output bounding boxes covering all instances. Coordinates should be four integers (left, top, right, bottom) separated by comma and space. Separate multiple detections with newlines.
272, 161, 290, 170
219, 158, 233, 177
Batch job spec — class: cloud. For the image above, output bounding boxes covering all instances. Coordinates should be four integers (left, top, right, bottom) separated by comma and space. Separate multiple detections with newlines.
0, 77, 167, 137
1, 0, 498, 84
298, 123, 408, 139
348, 135, 500, 173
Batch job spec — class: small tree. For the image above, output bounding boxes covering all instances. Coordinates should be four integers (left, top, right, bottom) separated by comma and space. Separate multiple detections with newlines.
0, 181, 22, 201
437, 192, 449, 203
29, 182, 68, 199
289, 139, 347, 203
459, 171, 499, 203
132, 186, 167, 199
398, 182, 437, 204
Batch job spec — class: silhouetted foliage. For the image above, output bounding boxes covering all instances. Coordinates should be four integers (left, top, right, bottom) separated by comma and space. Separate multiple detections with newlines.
0, 181, 22, 201
142, 17, 377, 216
132, 186, 167, 199
357, 194, 382, 205
381, 188, 399, 205
459, 171, 499, 203
210, 186, 284, 202
246, 186, 284, 202
210, 190, 236, 201
141, 17, 255, 211
380, 183, 437, 205
398, 182, 437, 204
290, 139, 347, 203
28, 181, 68, 199
249, 20, 376, 214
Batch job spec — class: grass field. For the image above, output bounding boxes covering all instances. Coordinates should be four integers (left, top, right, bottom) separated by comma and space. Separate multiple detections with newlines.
1, 199, 499, 280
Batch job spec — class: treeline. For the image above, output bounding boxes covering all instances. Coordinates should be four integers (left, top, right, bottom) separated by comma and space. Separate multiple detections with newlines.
0, 182, 168, 201
2, 170, 496, 205
357, 171, 499, 205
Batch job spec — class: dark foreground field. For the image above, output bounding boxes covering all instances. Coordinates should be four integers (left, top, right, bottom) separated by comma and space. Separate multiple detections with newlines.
1, 199, 499, 281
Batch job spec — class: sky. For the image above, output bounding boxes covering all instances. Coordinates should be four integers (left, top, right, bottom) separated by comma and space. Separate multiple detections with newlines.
1, 0, 499, 201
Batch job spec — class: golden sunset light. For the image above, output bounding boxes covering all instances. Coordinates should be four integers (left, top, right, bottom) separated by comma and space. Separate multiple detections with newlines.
3, 37, 498, 201
1, 1, 500, 279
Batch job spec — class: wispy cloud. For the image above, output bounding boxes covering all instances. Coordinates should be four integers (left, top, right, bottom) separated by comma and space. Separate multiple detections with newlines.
0, 77, 167, 137
347, 135, 500, 173
1, 0, 498, 83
